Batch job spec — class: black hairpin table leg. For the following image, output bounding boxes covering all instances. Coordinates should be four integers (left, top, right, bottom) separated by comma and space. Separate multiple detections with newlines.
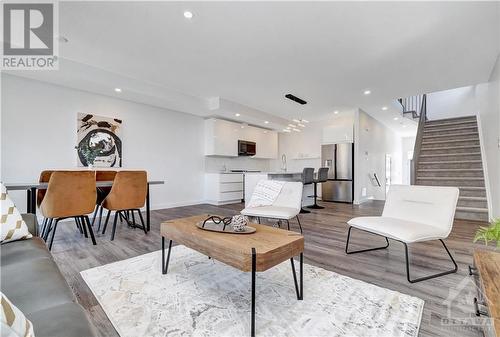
290, 253, 304, 300
162, 237, 173, 274
251, 248, 256, 337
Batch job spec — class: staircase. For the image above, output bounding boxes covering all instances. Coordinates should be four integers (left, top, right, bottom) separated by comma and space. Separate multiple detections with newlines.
415, 116, 489, 221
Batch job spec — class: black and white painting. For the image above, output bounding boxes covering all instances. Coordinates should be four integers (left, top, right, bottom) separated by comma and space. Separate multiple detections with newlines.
77, 113, 122, 167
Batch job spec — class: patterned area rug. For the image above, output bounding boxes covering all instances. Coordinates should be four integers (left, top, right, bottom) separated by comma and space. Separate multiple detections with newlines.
81, 246, 424, 337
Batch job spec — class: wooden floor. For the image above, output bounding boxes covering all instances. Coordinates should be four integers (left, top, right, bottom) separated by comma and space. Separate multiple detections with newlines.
50, 201, 489, 337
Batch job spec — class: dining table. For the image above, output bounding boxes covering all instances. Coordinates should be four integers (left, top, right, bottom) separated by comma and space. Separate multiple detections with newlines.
3, 180, 164, 232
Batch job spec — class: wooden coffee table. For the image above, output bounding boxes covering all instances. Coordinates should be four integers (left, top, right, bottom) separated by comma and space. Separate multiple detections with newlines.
160, 214, 305, 337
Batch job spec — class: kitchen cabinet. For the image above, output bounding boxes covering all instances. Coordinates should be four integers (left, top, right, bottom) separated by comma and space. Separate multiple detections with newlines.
204, 118, 278, 158
204, 119, 239, 157
255, 130, 278, 159
205, 173, 244, 205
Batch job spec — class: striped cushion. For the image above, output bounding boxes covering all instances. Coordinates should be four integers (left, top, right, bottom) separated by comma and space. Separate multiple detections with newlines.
1, 183, 32, 244
1, 292, 35, 337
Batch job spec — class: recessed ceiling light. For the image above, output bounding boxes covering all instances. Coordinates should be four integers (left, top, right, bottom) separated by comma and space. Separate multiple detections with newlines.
297, 123, 305, 127
334, 110, 339, 114
235, 113, 241, 117
382, 106, 388, 111
302, 119, 309, 123
283, 129, 291, 133
393, 117, 399, 121
183, 11, 193, 19
402, 124, 407, 128
264, 121, 269, 124
363, 90, 371, 95
292, 119, 300, 123
288, 124, 296, 127
114, 88, 122, 93
293, 128, 301, 132
286, 126, 291, 130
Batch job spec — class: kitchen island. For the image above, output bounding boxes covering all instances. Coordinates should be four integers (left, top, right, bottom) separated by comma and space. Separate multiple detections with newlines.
244, 172, 314, 207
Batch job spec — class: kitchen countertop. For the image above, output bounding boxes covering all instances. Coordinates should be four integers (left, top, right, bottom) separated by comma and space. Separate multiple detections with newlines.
244, 171, 303, 175
206, 171, 304, 175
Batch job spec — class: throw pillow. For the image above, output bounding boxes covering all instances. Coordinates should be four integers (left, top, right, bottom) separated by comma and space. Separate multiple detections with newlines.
1, 183, 32, 244
1, 292, 35, 337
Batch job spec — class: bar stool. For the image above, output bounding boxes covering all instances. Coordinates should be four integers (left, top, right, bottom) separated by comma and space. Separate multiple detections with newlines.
39, 171, 97, 250
308, 167, 329, 209
92, 170, 117, 231
300, 167, 314, 214
101, 171, 148, 241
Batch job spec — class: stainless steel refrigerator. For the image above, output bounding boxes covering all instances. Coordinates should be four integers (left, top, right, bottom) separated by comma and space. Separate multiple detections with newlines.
321, 143, 354, 203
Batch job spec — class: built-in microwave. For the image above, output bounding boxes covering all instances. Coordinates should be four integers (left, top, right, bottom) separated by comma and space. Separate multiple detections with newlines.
238, 140, 256, 156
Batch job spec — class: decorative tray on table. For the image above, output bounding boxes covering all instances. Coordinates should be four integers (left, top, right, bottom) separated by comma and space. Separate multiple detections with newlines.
196, 215, 256, 234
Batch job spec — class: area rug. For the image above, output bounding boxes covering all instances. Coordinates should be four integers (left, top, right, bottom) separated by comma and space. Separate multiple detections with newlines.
81, 246, 424, 337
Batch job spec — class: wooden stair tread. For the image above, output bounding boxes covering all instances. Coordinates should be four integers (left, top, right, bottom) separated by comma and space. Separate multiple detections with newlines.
422, 139, 479, 145
417, 168, 483, 172
420, 153, 481, 157
418, 160, 482, 164
456, 206, 489, 213
417, 177, 484, 180
421, 145, 480, 150
423, 125, 477, 133
423, 132, 479, 139
424, 121, 477, 128
459, 196, 487, 201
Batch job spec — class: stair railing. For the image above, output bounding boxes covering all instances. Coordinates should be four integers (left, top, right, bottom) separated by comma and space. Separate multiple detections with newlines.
410, 94, 427, 185
398, 94, 424, 119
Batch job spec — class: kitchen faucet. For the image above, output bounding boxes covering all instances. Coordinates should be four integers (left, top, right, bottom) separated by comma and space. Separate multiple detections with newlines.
281, 154, 287, 172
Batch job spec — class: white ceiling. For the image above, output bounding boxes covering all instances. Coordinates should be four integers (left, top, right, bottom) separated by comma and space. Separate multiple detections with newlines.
7, 1, 499, 136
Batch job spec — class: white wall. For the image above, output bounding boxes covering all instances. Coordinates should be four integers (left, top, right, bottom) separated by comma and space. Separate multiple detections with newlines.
0, 72, 2, 180
426, 85, 477, 120
476, 53, 500, 219
269, 113, 355, 173
1, 74, 206, 211
354, 109, 403, 203
401, 137, 416, 185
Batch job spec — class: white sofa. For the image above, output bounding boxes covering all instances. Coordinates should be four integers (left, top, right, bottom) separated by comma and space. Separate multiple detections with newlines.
346, 184, 459, 283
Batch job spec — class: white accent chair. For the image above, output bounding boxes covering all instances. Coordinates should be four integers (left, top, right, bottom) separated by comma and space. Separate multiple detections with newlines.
241, 181, 304, 233
346, 184, 459, 283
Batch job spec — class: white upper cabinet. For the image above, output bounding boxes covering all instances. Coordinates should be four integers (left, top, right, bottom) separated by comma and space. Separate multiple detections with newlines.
255, 129, 278, 159
204, 119, 238, 157
204, 118, 278, 158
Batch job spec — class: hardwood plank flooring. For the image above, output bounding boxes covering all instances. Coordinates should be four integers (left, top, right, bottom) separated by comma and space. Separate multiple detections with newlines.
49, 201, 489, 337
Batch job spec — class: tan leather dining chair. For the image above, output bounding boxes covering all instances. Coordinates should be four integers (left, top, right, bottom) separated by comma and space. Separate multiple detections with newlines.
37, 170, 54, 207
37, 170, 54, 235
101, 171, 148, 241
92, 170, 117, 231
40, 171, 97, 250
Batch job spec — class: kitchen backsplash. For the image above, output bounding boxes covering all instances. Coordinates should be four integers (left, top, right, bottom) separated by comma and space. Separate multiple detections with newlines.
205, 156, 271, 172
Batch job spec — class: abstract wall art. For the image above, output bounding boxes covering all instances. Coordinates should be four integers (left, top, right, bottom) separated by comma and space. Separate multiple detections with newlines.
76, 113, 122, 167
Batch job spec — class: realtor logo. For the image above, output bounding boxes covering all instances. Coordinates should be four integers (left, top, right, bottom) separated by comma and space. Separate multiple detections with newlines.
1, 1, 58, 70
